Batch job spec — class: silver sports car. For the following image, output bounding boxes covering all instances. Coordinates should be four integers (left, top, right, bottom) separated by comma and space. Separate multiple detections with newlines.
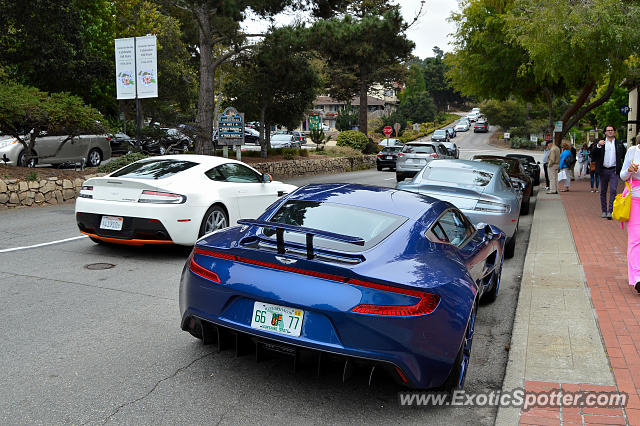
396, 159, 521, 258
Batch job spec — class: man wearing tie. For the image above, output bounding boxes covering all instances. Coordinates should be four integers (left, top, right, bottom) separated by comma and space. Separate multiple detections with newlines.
591, 125, 626, 219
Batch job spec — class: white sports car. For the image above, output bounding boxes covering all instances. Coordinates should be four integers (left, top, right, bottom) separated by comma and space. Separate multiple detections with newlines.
75, 155, 297, 246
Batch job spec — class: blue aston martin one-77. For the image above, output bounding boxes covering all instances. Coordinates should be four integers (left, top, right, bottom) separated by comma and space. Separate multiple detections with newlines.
179, 184, 505, 390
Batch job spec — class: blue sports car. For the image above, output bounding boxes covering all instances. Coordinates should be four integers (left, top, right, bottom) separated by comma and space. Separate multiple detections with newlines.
179, 184, 505, 390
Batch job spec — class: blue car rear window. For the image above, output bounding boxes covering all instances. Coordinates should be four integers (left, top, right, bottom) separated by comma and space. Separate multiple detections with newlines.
111, 160, 197, 179
267, 200, 406, 251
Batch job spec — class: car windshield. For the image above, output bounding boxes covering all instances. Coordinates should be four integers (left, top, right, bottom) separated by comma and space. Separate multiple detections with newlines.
382, 146, 402, 153
475, 158, 514, 172
267, 200, 406, 251
403, 144, 435, 154
433, 130, 446, 136
271, 135, 291, 141
422, 167, 493, 187
111, 160, 198, 179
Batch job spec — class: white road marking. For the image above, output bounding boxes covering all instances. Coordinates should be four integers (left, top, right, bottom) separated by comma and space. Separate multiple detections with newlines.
0, 235, 88, 253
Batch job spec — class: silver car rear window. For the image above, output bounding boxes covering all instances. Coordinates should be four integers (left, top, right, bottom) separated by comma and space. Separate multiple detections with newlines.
422, 167, 493, 186
110, 160, 198, 179
403, 144, 435, 154
266, 200, 406, 251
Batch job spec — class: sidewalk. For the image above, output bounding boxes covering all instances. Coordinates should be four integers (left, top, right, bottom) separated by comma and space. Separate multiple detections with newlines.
497, 178, 639, 425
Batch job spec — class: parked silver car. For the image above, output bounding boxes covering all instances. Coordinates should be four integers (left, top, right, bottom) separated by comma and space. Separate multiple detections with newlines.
0, 133, 111, 167
396, 159, 521, 258
270, 134, 301, 148
395, 141, 452, 182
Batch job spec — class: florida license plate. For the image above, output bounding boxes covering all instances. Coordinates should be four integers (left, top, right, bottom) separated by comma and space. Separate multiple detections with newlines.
251, 302, 304, 337
100, 215, 123, 231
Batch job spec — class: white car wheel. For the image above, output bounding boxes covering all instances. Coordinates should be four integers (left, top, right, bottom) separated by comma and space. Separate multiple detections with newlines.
87, 149, 102, 167
199, 205, 228, 237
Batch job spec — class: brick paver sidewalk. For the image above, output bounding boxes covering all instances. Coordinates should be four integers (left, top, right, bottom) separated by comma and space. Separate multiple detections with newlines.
521, 178, 640, 425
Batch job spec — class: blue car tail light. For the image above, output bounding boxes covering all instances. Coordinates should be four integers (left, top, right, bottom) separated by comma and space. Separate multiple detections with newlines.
190, 247, 440, 317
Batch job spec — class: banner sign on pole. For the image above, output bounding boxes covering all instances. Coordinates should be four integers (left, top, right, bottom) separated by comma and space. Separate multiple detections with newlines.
217, 107, 244, 146
115, 38, 136, 100
135, 35, 158, 99
308, 114, 321, 130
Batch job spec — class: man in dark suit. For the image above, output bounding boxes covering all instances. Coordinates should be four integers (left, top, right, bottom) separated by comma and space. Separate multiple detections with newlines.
591, 125, 626, 219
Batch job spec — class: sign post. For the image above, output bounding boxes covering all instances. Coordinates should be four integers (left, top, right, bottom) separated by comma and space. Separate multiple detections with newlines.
394, 122, 401, 138
217, 107, 244, 160
115, 35, 157, 150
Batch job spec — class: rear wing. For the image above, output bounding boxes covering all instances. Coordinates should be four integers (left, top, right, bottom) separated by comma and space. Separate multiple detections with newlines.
237, 219, 364, 260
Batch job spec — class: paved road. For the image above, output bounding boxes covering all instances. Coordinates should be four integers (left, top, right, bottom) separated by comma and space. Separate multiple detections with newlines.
0, 128, 536, 425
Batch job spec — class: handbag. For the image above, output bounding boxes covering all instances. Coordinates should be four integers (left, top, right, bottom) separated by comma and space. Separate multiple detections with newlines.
590, 161, 596, 172
612, 179, 633, 222
557, 169, 568, 181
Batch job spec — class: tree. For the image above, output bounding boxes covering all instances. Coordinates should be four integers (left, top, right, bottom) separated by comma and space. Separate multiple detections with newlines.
398, 64, 426, 104
311, 3, 414, 134
0, 83, 104, 164
398, 92, 437, 124
223, 26, 322, 157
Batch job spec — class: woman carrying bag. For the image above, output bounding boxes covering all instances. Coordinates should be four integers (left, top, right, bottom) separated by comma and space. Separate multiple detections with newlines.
620, 145, 640, 293
558, 143, 572, 192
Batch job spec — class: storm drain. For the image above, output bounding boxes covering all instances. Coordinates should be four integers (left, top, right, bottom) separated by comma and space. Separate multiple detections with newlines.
84, 263, 116, 270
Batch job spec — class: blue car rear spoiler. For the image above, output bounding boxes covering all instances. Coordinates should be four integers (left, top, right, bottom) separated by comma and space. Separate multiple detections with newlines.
237, 219, 364, 260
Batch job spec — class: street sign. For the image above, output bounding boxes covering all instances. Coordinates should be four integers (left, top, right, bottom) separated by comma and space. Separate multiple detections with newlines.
217, 107, 244, 146
554, 121, 563, 133
394, 122, 401, 137
503, 132, 510, 139
308, 114, 321, 130
620, 105, 631, 115
383, 126, 393, 137
413, 123, 420, 131
530, 135, 538, 142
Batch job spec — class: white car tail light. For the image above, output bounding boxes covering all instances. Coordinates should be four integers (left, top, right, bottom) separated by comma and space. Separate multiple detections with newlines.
138, 190, 186, 204
78, 185, 93, 199
474, 200, 510, 213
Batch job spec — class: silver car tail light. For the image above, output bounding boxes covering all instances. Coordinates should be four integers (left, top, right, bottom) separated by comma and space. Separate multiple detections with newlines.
474, 200, 510, 213
138, 190, 186, 204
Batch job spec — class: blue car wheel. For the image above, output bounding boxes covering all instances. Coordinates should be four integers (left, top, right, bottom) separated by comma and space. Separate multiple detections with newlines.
441, 305, 476, 391
482, 262, 502, 303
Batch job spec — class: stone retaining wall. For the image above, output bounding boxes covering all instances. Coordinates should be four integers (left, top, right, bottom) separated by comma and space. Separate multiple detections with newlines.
0, 155, 376, 208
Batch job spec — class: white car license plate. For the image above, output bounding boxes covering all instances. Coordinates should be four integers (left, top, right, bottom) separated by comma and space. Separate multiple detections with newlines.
100, 215, 123, 231
251, 302, 304, 337
385, 156, 392, 160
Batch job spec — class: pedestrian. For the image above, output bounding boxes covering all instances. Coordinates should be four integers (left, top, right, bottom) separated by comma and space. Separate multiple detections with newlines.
591, 125, 626, 219
577, 143, 589, 178
546, 140, 561, 194
558, 142, 572, 192
589, 139, 600, 192
543, 140, 551, 189
619, 144, 640, 292
569, 143, 577, 180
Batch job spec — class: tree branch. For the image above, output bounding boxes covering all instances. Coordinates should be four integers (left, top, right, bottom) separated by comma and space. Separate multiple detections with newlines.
565, 80, 616, 131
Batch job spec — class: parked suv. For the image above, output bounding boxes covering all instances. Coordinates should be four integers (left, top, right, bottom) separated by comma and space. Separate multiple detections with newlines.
0, 132, 111, 167
395, 142, 452, 182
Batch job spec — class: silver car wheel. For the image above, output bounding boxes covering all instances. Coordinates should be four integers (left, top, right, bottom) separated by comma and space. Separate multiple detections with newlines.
88, 149, 101, 167
205, 209, 227, 233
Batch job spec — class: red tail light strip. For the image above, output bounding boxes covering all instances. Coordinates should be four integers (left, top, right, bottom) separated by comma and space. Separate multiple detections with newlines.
191, 248, 440, 316
189, 254, 221, 283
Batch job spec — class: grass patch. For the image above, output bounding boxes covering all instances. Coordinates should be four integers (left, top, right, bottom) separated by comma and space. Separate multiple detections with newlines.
26, 171, 38, 181
314, 146, 362, 157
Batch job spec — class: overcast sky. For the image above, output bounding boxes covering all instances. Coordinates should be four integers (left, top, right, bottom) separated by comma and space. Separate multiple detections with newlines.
241, 1, 460, 60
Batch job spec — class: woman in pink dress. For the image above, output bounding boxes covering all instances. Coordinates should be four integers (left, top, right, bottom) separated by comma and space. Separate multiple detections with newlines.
620, 145, 640, 292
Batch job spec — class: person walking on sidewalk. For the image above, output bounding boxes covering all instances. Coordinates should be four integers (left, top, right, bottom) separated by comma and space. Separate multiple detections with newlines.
558, 143, 572, 191
620, 145, 640, 292
577, 143, 589, 179
589, 139, 600, 192
547, 140, 561, 194
543, 140, 551, 189
569, 143, 577, 181
591, 125, 626, 219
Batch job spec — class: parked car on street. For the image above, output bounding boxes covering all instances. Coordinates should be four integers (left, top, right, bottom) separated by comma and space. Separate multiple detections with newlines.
395, 141, 452, 182
270, 134, 299, 148
180, 183, 505, 391
108, 133, 136, 156
244, 127, 259, 144
379, 138, 401, 147
473, 120, 489, 133
75, 155, 296, 246
441, 141, 460, 159
292, 131, 306, 145
397, 159, 520, 258
431, 129, 450, 142
472, 155, 532, 215
466, 112, 479, 122
376, 145, 403, 171
0, 132, 111, 167
505, 153, 541, 186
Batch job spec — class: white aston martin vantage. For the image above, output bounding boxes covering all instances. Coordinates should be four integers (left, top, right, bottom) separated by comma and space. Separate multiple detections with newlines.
75, 155, 296, 246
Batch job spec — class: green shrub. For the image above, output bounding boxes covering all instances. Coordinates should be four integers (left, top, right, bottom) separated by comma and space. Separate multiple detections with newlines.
315, 146, 361, 157
26, 171, 38, 182
98, 152, 149, 173
336, 130, 369, 151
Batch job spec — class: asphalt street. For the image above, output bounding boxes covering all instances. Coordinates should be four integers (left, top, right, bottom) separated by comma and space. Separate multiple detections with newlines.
0, 127, 540, 424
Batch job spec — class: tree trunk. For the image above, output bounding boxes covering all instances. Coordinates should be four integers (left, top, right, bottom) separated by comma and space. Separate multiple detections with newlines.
260, 107, 267, 159
359, 70, 368, 135
194, 6, 214, 155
